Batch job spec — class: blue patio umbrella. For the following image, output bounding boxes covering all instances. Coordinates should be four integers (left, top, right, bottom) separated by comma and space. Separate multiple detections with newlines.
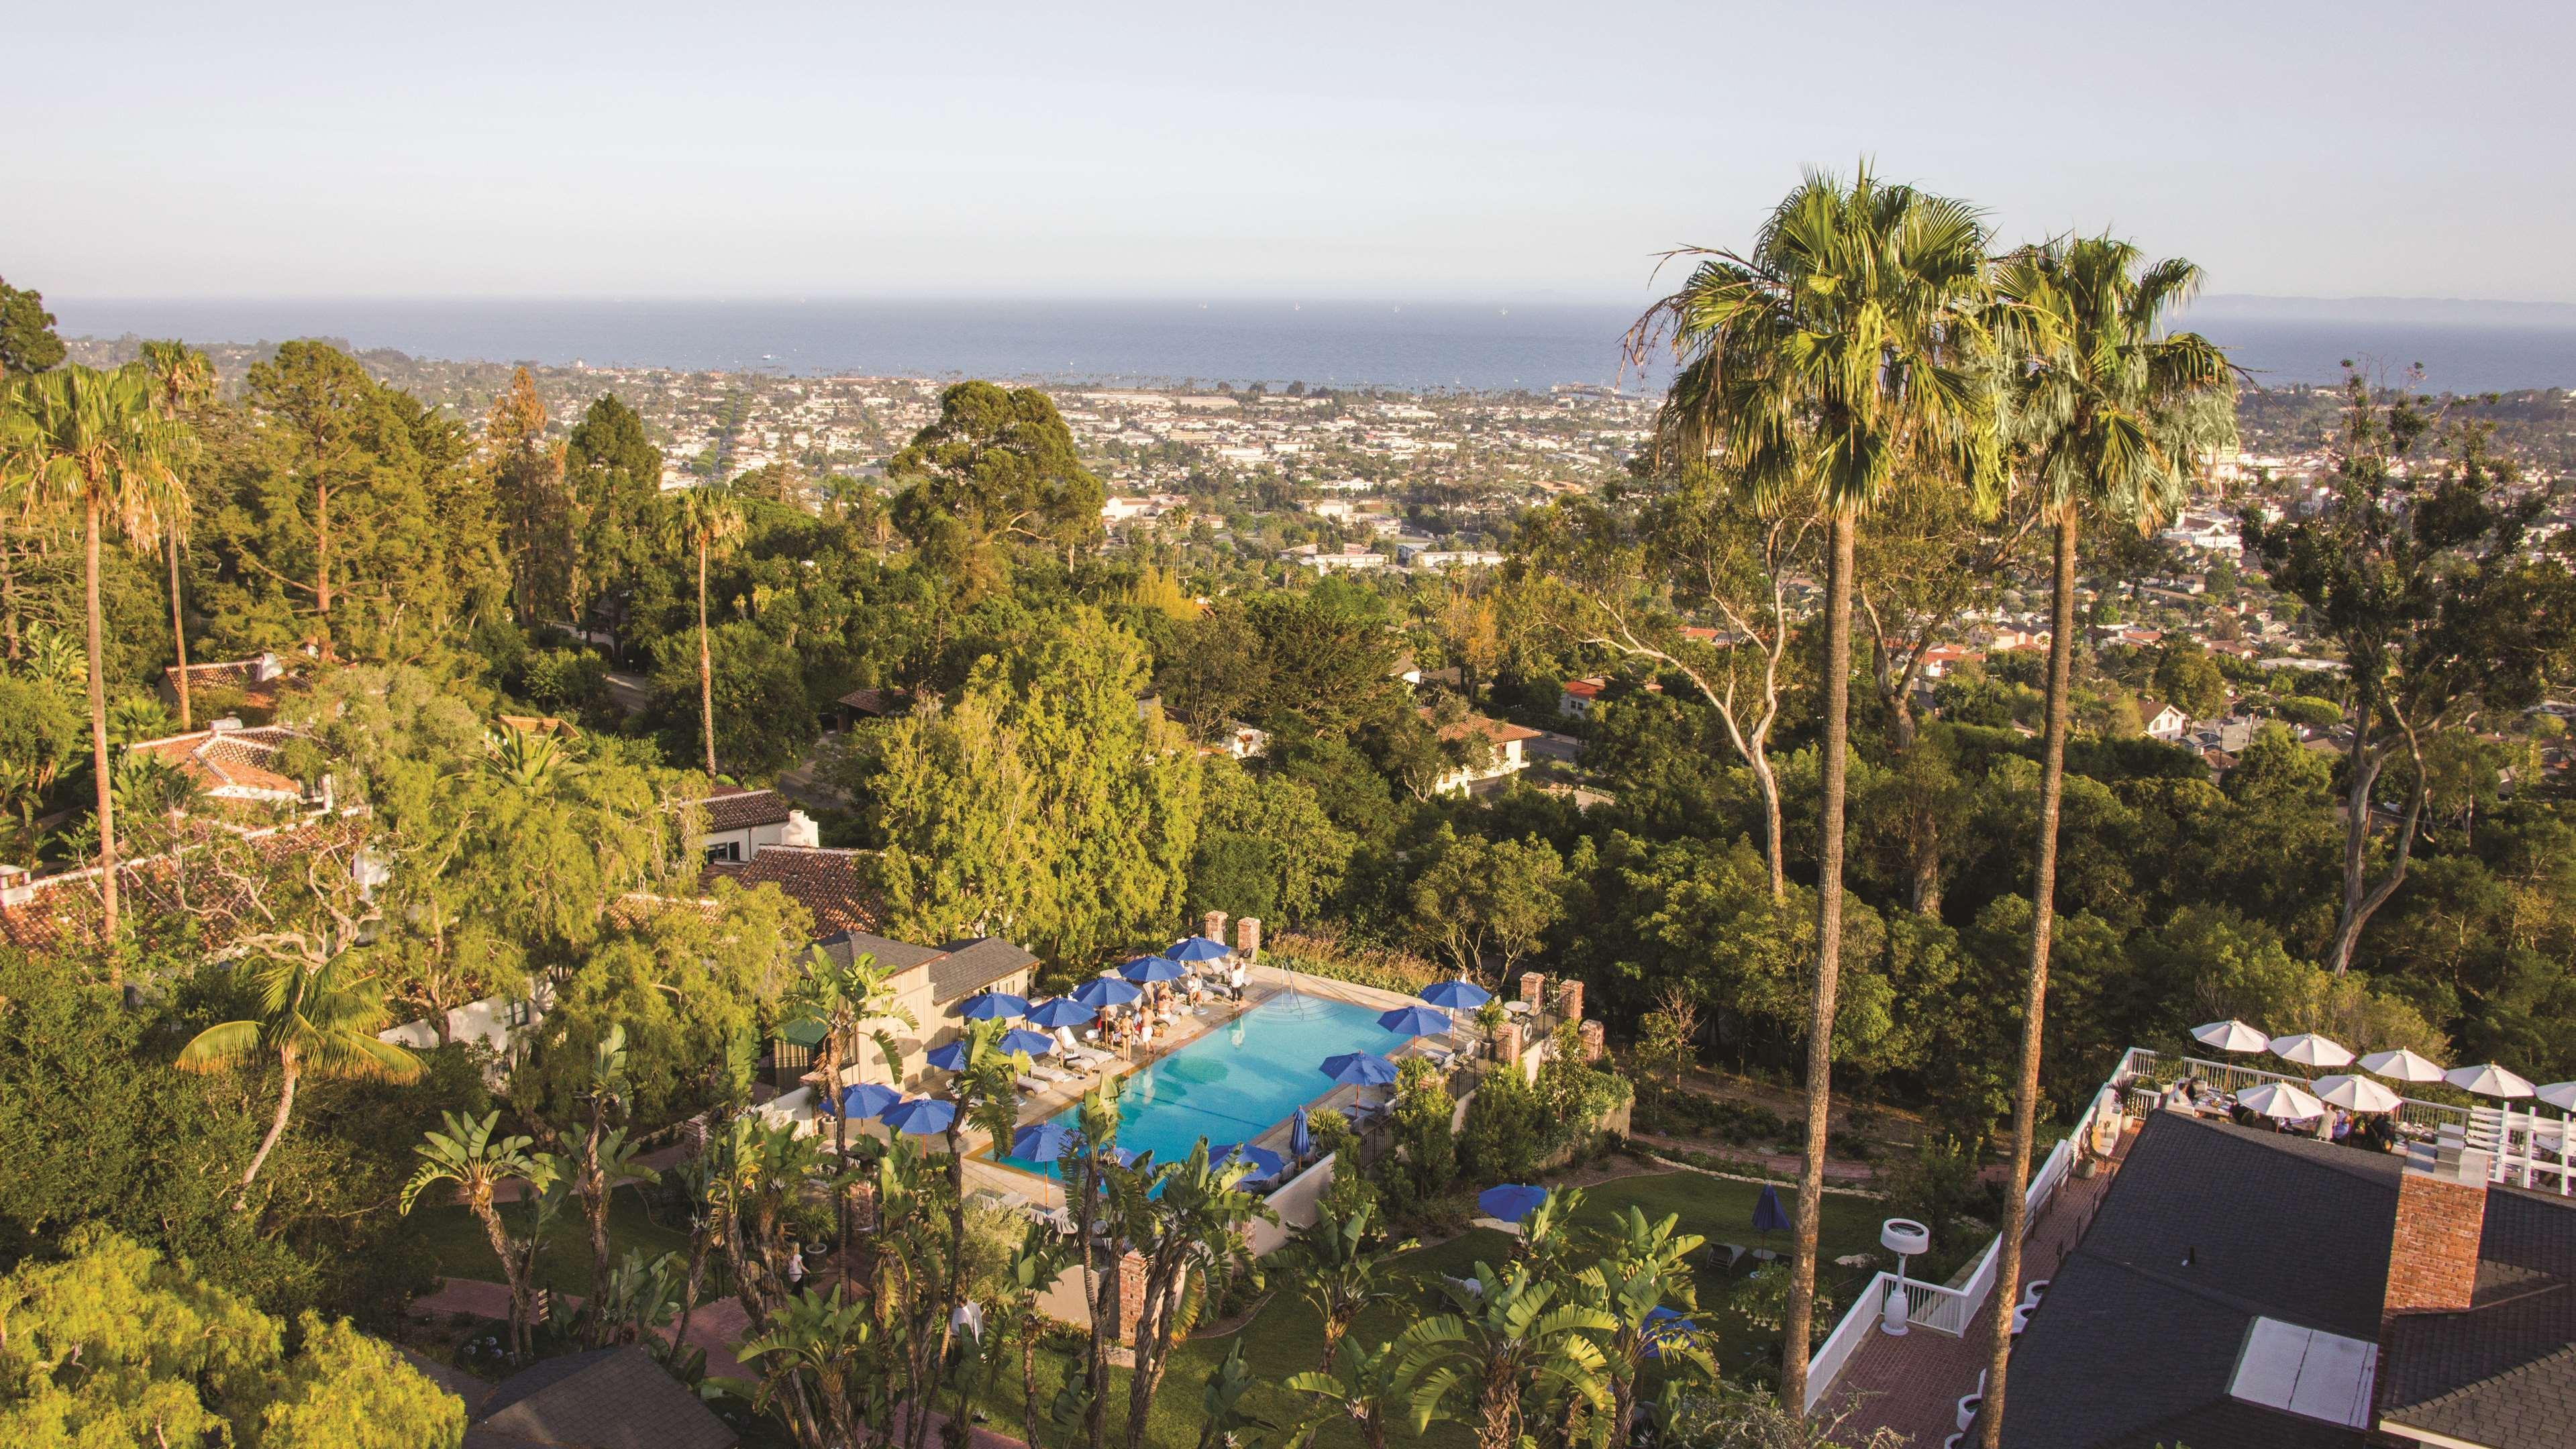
1753, 1183, 1792, 1235
1011, 1122, 1078, 1163
1000, 1028, 1057, 1057
1120, 955, 1188, 984
838, 1082, 902, 1120
1319, 1051, 1400, 1087
959, 991, 1029, 1021
879, 1097, 958, 1135
1073, 977, 1141, 1009
1290, 1108, 1312, 1161
1478, 1183, 1550, 1224
1378, 1004, 1452, 1038
1168, 935, 1231, 963
924, 1040, 971, 1073
1026, 996, 1093, 1029
1642, 1306, 1698, 1362
1420, 979, 1491, 1010
1218, 1143, 1288, 1181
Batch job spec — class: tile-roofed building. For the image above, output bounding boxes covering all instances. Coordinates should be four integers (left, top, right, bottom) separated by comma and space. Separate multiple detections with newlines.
463, 1344, 736, 1449
705, 845, 876, 934
160, 651, 299, 718
0, 814, 371, 953
688, 786, 798, 864
125, 724, 325, 811
1419, 706, 1542, 796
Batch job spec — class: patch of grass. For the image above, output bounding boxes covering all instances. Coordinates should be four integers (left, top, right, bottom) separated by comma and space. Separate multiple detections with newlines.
410, 1189, 693, 1298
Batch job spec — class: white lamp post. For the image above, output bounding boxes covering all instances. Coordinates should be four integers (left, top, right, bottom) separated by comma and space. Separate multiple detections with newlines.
1881, 1218, 1930, 1336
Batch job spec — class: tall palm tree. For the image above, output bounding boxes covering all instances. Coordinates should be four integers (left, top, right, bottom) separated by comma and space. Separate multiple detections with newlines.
138, 341, 213, 731
656, 486, 743, 777
0, 364, 191, 943
400, 1110, 559, 1360
176, 950, 425, 1191
1638, 167, 2003, 1408
1975, 237, 2232, 1448
1294, 1194, 1418, 1372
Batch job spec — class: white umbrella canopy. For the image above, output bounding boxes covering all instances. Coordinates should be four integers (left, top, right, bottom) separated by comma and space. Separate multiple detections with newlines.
2237, 1081, 2328, 1120
2192, 1019, 2270, 1053
2269, 1032, 2355, 1070
2359, 1048, 2449, 1083
2312, 1074, 2404, 1113
2446, 1063, 2538, 1099
2536, 1082, 2576, 1112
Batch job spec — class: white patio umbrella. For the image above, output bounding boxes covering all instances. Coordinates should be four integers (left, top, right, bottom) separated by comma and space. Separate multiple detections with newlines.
2237, 1081, 2328, 1121
2269, 1032, 2354, 1071
2536, 1082, 2576, 1112
2192, 1019, 2269, 1053
2359, 1048, 2449, 1083
2446, 1063, 2538, 1099
2312, 1074, 2404, 1114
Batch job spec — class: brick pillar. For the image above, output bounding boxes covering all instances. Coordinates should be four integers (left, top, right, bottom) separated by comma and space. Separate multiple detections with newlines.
849, 1179, 878, 1232
1520, 971, 1545, 1010
1116, 1250, 1150, 1344
1235, 916, 1261, 961
1495, 1019, 1525, 1067
1202, 910, 1228, 945
1580, 1020, 1605, 1063
2382, 1145, 2489, 1324
1556, 979, 1584, 1023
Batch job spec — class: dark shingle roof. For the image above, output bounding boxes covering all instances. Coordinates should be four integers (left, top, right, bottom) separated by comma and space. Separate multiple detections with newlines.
471, 1346, 736, 1449
816, 930, 946, 975
2380, 1185, 2576, 1449
699, 787, 790, 834
926, 936, 1037, 1004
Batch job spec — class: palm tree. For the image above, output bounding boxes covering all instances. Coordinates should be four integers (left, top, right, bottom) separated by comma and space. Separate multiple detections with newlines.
138, 341, 213, 731
736, 1288, 888, 1449
656, 486, 743, 777
1109, 1141, 1278, 1449
1294, 1194, 1418, 1372
1575, 1206, 1712, 1449
176, 949, 423, 1193
783, 945, 914, 1260
0, 363, 191, 943
1397, 1258, 1617, 1449
1002, 1221, 1079, 1448
1637, 167, 2003, 1407
1287, 1336, 1418, 1449
400, 1110, 558, 1360
1975, 237, 2233, 1448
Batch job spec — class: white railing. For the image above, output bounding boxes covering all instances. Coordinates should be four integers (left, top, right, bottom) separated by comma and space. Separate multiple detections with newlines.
1805, 1273, 1890, 1412
2115, 1046, 2473, 1138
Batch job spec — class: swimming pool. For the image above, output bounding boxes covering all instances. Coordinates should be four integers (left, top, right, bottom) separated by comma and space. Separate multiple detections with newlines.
995, 991, 1409, 1179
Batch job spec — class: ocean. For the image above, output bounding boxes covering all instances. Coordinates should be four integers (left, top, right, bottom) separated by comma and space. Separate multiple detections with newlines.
48, 296, 2576, 394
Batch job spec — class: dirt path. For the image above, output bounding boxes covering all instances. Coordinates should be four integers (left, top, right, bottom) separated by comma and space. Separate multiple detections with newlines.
1628, 1130, 1882, 1185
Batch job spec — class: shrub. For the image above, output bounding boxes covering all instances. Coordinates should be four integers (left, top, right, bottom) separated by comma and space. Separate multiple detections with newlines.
1458, 1065, 1547, 1183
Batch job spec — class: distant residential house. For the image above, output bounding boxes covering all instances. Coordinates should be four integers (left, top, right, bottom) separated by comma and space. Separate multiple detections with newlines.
1421, 708, 1541, 796
694, 786, 803, 864
1285, 544, 1387, 573
1398, 544, 1505, 570
1215, 722, 1270, 760
835, 685, 913, 731
125, 723, 331, 815
2139, 698, 2190, 743
1916, 643, 1978, 680
1988, 627, 2051, 654
1558, 678, 1606, 716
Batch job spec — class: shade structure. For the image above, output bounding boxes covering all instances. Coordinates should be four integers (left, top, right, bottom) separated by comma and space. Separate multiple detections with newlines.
1000, 1028, 1057, 1057
1025, 996, 1093, 1029
1012, 1122, 1078, 1163
1290, 1108, 1312, 1160
2359, 1047, 2449, 1083
879, 1097, 959, 1135
1073, 977, 1142, 1010
924, 1040, 971, 1073
2537, 1082, 2576, 1112
1218, 1143, 1287, 1181
2238, 1081, 2328, 1121
1120, 955, 1188, 984
1378, 1004, 1452, 1038
1753, 1183, 1793, 1234
838, 1082, 903, 1120
2312, 1074, 2404, 1114
2446, 1063, 2537, 1099
1167, 936, 1231, 963
1478, 1183, 1549, 1223
1641, 1306, 1699, 1362
2191, 1019, 2270, 1053
1421, 978, 1491, 1010
2269, 1032, 2354, 1070
958, 991, 1028, 1022
1319, 1051, 1400, 1087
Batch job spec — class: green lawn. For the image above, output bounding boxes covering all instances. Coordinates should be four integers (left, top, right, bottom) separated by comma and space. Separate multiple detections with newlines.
964, 1169, 1889, 1449
411, 1189, 695, 1298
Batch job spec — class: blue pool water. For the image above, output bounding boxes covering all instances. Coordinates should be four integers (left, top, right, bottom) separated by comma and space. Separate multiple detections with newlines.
996, 991, 1406, 1179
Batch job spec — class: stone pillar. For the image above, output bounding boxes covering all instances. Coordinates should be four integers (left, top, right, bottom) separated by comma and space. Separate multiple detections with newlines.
1557, 979, 1584, 1024
1235, 916, 1261, 961
1580, 1020, 1606, 1063
849, 1179, 878, 1233
1202, 910, 1229, 946
1117, 1250, 1151, 1344
1520, 971, 1545, 1010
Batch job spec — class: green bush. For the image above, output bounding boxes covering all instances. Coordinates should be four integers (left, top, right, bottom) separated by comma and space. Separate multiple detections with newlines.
1458, 1066, 1547, 1183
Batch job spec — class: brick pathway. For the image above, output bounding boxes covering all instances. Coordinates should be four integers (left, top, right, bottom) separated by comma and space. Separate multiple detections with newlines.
1816, 1124, 2137, 1446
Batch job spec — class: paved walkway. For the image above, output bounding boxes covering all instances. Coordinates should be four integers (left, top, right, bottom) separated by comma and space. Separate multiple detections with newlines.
1817, 1124, 2137, 1446
1629, 1130, 1882, 1185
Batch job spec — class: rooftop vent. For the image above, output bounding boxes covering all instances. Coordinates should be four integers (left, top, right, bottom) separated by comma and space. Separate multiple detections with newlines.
2227, 1317, 2377, 1428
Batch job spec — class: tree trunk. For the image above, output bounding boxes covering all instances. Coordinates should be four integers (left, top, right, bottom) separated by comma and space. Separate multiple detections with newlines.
697, 536, 717, 778
2322, 729, 2424, 974
1752, 753, 1786, 903
470, 1197, 533, 1360
1021, 1326, 1044, 1449
1779, 511, 1855, 1413
168, 533, 191, 730
83, 492, 120, 953
1979, 506, 2079, 1449
315, 480, 333, 653
240, 1050, 301, 1192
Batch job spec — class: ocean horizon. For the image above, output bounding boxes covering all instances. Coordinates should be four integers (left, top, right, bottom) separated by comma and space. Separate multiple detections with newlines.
48, 295, 2576, 394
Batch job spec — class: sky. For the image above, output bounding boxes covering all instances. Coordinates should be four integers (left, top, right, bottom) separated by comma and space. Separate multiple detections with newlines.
10, 1, 2575, 305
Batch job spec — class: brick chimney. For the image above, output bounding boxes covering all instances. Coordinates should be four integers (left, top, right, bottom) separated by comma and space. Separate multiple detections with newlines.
1520, 971, 1546, 1010
1234, 916, 1261, 961
2381, 1142, 2489, 1327
1202, 909, 1228, 945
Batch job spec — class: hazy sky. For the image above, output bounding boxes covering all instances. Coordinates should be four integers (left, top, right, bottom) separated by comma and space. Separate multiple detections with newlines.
11, 2, 2573, 304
